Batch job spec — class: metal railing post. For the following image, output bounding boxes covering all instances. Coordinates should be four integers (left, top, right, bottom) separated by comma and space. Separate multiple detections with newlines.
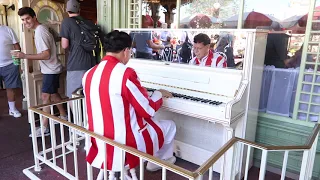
29, 111, 42, 171
280, 151, 289, 180
258, 150, 268, 180
299, 150, 310, 180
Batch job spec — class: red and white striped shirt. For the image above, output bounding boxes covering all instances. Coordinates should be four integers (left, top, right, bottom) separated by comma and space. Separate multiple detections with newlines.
82, 55, 165, 171
189, 50, 227, 68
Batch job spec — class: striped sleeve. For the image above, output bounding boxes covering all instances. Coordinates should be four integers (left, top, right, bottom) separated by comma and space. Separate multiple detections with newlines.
123, 68, 163, 118
189, 57, 196, 65
212, 53, 227, 68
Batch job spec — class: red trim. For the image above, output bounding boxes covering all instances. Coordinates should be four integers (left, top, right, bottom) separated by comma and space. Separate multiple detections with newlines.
84, 66, 99, 164
145, 119, 164, 149
122, 69, 139, 169
195, 50, 213, 66
99, 60, 118, 170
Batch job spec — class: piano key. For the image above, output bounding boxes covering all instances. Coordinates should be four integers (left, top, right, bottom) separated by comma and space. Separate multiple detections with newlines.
145, 87, 223, 106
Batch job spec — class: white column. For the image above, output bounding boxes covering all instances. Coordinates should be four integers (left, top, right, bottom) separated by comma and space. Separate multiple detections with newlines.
220, 126, 235, 180
237, 0, 245, 29
97, 0, 110, 32
19, 0, 36, 121
176, 0, 181, 28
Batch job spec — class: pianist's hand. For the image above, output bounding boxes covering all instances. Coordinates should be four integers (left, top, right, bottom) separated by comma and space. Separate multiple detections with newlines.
158, 89, 173, 98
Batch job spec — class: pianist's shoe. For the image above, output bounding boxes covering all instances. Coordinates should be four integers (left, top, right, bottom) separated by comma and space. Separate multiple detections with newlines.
29, 126, 50, 138
146, 156, 176, 172
53, 115, 68, 125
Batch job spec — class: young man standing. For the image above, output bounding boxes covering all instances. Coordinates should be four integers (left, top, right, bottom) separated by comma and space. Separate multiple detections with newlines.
13, 7, 67, 137
0, 25, 22, 118
60, 0, 97, 99
189, 33, 227, 68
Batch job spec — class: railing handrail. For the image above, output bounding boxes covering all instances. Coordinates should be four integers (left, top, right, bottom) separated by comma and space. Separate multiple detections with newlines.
195, 124, 320, 175
29, 106, 197, 179
29, 98, 320, 179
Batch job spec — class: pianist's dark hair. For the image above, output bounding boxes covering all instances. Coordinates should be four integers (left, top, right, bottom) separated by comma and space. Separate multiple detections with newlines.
103, 30, 132, 53
193, 33, 211, 46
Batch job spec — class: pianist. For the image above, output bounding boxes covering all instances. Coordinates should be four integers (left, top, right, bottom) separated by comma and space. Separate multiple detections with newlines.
82, 30, 177, 174
189, 33, 227, 68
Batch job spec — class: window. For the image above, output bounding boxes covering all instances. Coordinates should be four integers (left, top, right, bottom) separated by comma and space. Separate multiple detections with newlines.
177, 0, 242, 29
244, 0, 319, 121
128, 0, 320, 121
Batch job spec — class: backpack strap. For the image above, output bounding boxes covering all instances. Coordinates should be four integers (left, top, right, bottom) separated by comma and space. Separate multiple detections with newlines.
71, 16, 84, 22
70, 16, 83, 46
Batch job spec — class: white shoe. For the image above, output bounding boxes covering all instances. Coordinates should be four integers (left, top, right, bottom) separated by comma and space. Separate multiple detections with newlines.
29, 127, 50, 138
146, 156, 176, 172
9, 109, 22, 118
53, 115, 68, 125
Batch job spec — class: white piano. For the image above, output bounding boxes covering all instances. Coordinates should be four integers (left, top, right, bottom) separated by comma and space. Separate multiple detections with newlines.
121, 28, 268, 179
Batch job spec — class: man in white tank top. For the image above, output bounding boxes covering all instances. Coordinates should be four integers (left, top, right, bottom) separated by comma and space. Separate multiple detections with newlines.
0, 25, 22, 118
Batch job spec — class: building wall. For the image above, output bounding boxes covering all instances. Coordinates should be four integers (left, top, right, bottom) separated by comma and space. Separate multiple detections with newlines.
0, 2, 20, 37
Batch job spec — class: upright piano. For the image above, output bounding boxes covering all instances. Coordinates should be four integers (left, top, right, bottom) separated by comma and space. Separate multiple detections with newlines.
121, 29, 268, 179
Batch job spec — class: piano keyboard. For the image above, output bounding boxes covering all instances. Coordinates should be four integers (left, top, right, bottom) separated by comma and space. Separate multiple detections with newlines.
146, 88, 223, 106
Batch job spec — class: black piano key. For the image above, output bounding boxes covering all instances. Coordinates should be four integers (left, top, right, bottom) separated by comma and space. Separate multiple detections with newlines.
146, 87, 155, 92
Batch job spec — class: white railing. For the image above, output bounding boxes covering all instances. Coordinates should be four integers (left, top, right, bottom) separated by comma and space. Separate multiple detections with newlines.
24, 93, 320, 180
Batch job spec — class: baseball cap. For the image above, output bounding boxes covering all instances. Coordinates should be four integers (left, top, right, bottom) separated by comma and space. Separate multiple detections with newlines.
66, 0, 80, 13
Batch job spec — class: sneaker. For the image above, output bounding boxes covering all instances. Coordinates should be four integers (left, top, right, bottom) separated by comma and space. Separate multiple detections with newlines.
53, 115, 68, 125
146, 156, 176, 172
59, 115, 68, 121
29, 127, 50, 138
9, 110, 22, 118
